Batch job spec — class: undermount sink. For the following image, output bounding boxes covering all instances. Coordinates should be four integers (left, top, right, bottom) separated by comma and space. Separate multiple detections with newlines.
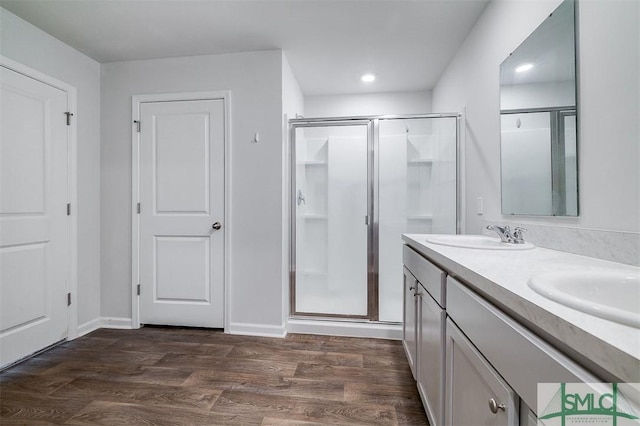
528, 270, 640, 328
424, 234, 535, 250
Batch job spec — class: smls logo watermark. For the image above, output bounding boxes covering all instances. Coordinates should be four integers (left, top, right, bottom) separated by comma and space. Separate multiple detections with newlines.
538, 383, 640, 425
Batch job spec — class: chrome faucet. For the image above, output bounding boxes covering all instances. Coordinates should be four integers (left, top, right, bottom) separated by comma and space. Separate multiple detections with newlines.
512, 226, 527, 244
486, 225, 527, 244
486, 225, 513, 243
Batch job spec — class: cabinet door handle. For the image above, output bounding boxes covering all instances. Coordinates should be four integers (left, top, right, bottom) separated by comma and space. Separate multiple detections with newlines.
409, 286, 414, 291
488, 398, 506, 414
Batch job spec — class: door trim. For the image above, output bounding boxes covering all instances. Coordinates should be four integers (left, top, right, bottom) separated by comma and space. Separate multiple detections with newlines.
131, 91, 231, 330
0, 55, 79, 340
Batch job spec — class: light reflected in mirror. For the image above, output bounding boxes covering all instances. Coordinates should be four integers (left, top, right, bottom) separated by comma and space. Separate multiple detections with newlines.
500, 0, 578, 216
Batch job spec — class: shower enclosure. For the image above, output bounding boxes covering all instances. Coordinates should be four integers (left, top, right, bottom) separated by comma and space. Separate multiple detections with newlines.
290, 114, 459, 322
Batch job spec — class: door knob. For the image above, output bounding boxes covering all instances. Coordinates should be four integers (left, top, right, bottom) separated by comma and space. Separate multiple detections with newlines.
212, 222, 222, 230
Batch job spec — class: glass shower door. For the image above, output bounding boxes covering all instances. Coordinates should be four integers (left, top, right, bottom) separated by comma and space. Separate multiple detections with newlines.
378, 116, 458, 322
292, 123, 370, 317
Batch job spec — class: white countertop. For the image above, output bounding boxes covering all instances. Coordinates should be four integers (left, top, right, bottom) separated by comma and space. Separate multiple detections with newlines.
402, 233, 640, 383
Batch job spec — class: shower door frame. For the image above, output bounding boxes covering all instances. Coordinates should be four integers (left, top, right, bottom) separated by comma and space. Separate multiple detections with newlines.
289, 119, 375, 320
289, 113, 461, 322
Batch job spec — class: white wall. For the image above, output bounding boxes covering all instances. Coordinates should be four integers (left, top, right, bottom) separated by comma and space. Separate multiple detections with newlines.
0, 8, 102, 328
101, 50, 287, 334
432, 0, 640, 239
305, 91, 432, 117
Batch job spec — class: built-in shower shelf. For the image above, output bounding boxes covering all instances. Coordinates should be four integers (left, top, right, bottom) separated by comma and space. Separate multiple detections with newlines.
302, 160, 328, 166
407, 158, 434, 165
304, 214, 327, 220
297, 269, 327, 277
407, 215, 433, 221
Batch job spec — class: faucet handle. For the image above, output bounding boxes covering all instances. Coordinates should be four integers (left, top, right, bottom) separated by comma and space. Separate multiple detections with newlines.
512, 227, 527, 244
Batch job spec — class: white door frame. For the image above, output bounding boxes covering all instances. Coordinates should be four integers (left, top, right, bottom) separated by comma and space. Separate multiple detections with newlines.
0, 55, 79, 340
131, 91, 231, 330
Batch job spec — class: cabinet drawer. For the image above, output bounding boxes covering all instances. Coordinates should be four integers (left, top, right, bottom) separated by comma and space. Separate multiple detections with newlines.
447, 277, 600, 413
446, 318, 518, 426
403, 245, 446, 307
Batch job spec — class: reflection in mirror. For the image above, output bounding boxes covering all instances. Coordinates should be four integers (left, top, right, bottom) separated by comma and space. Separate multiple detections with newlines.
500, 0, 578, 216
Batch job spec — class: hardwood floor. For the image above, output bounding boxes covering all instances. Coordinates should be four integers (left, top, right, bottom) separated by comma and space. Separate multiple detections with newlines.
0, 327, 428, 425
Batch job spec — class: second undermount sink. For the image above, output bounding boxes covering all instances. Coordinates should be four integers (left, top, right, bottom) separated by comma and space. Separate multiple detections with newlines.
424, 234, 535, 250
528, 270, 640, 328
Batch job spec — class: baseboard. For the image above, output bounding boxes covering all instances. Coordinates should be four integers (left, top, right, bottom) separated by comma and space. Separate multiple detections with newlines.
227, 322, 287, 338
77, 318, 103, 337
101, 317, 134, 329
287, 318, 403, 340
78, 318, 400, 340
75, 317, 134, 339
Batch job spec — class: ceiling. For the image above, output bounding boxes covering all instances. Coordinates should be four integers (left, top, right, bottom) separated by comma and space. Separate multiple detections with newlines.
0, 0, 489, 95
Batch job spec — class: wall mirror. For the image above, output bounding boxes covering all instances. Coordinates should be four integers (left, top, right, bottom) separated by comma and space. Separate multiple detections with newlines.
500, 0, 578, 216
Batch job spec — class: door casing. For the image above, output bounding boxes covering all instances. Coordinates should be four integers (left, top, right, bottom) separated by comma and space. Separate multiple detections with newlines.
0, 55, 78, 345
131, 91, 231, 330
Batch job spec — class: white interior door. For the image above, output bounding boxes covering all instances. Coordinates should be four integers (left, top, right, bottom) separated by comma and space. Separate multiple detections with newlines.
139, 99, 225, 328
0, 66, 69, 366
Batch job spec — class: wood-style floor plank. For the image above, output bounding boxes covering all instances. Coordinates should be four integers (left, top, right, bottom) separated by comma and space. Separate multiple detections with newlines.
155, 353, 299, 376
0, 372, 74, 396
185, 371, 345, 401
0, 391, 91, 424
294, 362, 416, 385
0, 326, 428, 425
38, 346, 165, 366
212, 390, 398, 425
227, 344, 364, 367
66, 400, 263, 426
50, 377, 222, 410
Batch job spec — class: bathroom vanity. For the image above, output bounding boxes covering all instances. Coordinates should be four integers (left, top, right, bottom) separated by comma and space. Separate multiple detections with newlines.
402, 234, 640, 426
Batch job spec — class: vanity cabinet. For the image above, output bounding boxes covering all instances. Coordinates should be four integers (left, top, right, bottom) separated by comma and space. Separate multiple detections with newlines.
445, 317, 518, 426
402, 242, 604, 426
402, 266, 418, 378
446, 276, 600, 414
418, 285, 446, 426
402, 245, 446, 426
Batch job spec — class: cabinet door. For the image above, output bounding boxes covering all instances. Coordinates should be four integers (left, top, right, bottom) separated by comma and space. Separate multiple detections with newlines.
417, 287, 446, 426
402, 267, 418, 379
445, 318, 518, 426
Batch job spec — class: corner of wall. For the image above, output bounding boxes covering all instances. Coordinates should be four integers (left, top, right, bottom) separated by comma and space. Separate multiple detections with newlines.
281, 50, 305, 327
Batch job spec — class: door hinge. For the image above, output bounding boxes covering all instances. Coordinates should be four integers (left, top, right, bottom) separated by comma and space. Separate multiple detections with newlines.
133, 120, 141, 133
65, 112, 74, 126
67, 203, 71, 215
67, 292, 71, 306
137, 284, 141, 296
365, 215, 369, 225
137, 202, 141, 214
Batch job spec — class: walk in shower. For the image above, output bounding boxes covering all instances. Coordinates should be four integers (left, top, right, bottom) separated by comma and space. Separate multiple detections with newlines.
290, 114, 459, 322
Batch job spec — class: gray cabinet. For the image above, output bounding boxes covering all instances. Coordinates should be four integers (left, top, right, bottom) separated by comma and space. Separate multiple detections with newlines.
418, 285, 446, 426
402, 245, 446, 426
445, 318, 519, 426
402, 243, 602, 426
403, 266, 418, 379
447, 276, 600, 413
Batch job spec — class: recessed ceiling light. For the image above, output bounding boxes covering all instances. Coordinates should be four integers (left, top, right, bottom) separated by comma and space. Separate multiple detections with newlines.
361, 73, 376, 82
515, 63, 534, 73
